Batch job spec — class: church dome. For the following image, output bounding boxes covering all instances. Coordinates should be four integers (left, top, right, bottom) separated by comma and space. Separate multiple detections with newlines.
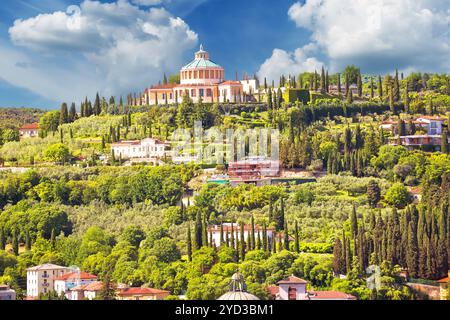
217, 272, 260, 300
179, 44, 224, 85
181, 44, 222, 70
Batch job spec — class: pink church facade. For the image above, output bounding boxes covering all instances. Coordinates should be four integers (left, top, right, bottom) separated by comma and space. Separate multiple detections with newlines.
145, 45, 256, 105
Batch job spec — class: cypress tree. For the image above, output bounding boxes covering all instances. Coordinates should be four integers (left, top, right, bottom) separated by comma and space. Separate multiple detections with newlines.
12, 229, 19, 256
60, 103, 69, 124
389, 83, 395, 113
250, 215, 255, 251
367, 180, 381, 208
404, 81, 410, 114
294, 220, 300, 253
0, 227, 5, 250
406, 221, 419, 278
220, 224, 224, 245
333, 237, 344, 275
94, 93, 101, 115
186, 223, 192, 260
195, 211, 203, 249
256, 230, 262, 250
69, 103, 77, 122
272, 232, 277, 253
350, 205, 358, 239
283, 220, 289, 251
278, 232, 283, 252
230, 223, 235, 250
276, 197, 285, 231
202, 216, 208, 247
320, 66, 326, 93
441, 130, 448, 154
370, 77, 374, 99
357, 72, 362, 97
337, 73, 341, 97
378, 75, 383, 100
394, 69, 400, 102
262, 222, 268, 252
240, 221, 246, 260
436, 207, 448, 278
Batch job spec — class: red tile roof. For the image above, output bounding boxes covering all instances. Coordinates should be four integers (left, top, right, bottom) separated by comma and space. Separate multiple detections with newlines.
438, 277, 450, 283
219, 81, 242, 86
20, 123, 39, 130
54, 272, 98, 281
277, 276, 308, 284
149, 84, 178, 90
71, 281, 105, 292
117, 287, 170, 296
266, 285, 279, 297
309, 291, 357, 300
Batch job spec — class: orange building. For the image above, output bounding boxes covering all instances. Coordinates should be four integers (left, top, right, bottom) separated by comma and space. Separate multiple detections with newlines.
146, 45, 253, 104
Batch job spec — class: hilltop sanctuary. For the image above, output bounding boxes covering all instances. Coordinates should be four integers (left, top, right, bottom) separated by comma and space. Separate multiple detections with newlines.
145, 45, 259, 104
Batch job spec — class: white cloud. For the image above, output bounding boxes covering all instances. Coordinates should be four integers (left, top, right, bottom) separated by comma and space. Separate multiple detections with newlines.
4, 0, 198, 104
257, 47, 324, 83
259, 0, 450, 79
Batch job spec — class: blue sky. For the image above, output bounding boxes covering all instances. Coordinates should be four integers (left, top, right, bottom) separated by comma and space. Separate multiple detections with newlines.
0, 0, 449, 109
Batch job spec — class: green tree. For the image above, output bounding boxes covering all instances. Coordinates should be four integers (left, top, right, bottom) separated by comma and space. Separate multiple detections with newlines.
385, 183, 411, 209
59, 103, 68, 124
44, 143, 70, 164
367, 180, 381, 208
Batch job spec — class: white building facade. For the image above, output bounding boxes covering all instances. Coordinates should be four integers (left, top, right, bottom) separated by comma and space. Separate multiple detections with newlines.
111, 138, 168, 160
26, 264, 71, 298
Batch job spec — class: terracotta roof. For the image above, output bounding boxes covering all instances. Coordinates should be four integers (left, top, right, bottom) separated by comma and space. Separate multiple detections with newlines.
149, 84, 178, 90
277, 276, 308, 285
266, 285, 279, 297
117, 287, 170, 296
71, 281, 106, 292
27, 264, 68, 271
219, 81, 242, 86
20, 123, 39, 130
54, 272, 97, 281
309, 291, 357, 300
438, 277, 450, 283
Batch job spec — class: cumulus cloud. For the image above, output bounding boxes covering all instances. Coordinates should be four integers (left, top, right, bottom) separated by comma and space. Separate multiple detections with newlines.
4, 0, 198, 104
257, 47, 324, 83
259, 0, 450, 80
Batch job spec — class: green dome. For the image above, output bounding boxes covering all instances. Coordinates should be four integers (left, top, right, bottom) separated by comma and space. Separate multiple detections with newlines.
181, 58, 222, 70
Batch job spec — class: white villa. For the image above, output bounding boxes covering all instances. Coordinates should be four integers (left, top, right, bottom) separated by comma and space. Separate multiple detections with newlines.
26, 264, 71, 298
110, 138, 169, 160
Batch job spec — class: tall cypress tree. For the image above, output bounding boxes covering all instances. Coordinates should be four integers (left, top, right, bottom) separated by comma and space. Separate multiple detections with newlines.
333, 237, 344, 275
60, 103, 68, 124
219, 224, 224, 245
0, 227, 5, 250
350, 205, 358, 239
337, 73, 341, 97
378, 75, 383, 100
240, 221, 246, 260
283, 220, 289, 251
294, 220, 300, 253
262, 222, 268, 252
406, 221, 419, 278
195, 211, 203, 249
12, 229, 19, 256
187, 223, 192, 261
250, 215, 255, 251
